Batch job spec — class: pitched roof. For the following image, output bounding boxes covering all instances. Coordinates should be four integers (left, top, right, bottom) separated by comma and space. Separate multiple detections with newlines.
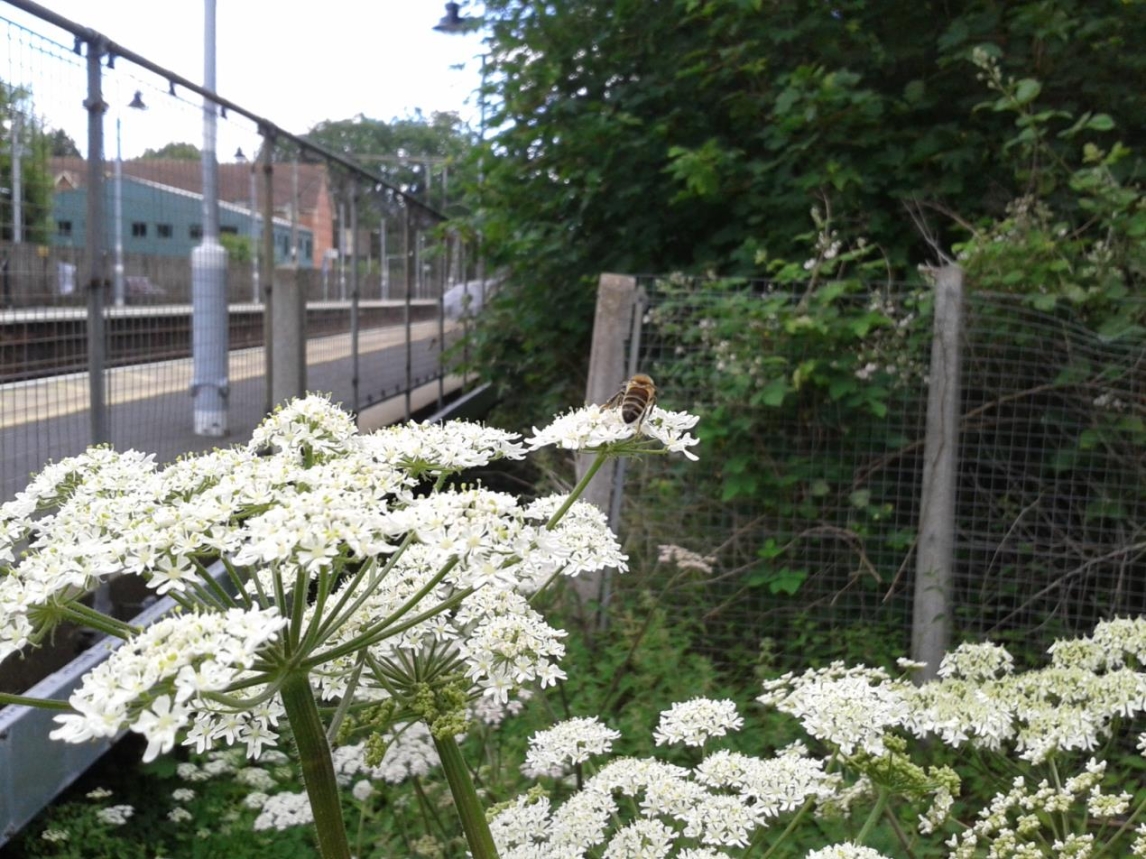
50, 156, 331, 213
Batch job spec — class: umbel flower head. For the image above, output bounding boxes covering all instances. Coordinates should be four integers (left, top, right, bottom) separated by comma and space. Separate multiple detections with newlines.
0, 395, 698, 765
527, 402, 700, 460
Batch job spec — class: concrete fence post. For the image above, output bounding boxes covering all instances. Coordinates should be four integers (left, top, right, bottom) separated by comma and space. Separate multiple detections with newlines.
270, 272, 306, 407
573, 273, 639, 620
911, 265, 964, 682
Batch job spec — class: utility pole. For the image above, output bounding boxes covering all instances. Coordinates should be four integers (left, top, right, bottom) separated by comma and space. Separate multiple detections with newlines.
190, 0, 229, 435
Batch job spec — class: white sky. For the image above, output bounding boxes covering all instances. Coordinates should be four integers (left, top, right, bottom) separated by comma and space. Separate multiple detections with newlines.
2, 1, 487, 160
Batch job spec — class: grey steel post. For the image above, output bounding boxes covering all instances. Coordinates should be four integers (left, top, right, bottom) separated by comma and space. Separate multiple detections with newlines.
380, 217, 388, 299
260, 135, 275, 415
911, 265, 964, 682
438, 232, 449, 411
349, 179, 360, 415
404, 205, 413, 420
190, 0, 229, 436
249, 160, 259, 304
338, 197, 346, 302
84, 36, 108, 445
10, 110, 21, 244
112, 118, 124, 306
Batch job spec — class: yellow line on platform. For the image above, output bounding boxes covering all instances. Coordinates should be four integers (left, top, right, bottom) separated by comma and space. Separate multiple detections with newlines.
0, 320, 453, 430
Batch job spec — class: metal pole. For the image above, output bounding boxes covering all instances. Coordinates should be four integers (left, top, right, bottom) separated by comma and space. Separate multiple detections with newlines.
380, 217, 388, 299
349, 179, 360, 415
338, 197, 346, 302
10, 110, 22, 244
113, 117, 124, 306
190, 0, 229, 436
249, 162, 259, 304
260, 134, 275, 415
438, 232, 448, 411
404, 205, 413, 420
84, 36, 108, 445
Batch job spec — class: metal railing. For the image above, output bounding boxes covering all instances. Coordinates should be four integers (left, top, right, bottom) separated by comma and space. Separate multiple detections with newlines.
1, 1, 486, 503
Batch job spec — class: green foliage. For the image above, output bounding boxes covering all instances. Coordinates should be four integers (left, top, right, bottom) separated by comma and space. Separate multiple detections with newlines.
300, 111, 473, 216
951, 46, 1146, 330
466, 0, 1146, 426
218, 232, 252, 263
46, 129, 79, 158
4, 741, 316, 858
1, 80, 55, 245
140, 141, 201, 160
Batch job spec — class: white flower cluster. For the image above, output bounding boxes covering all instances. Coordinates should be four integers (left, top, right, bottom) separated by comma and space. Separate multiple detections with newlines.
657, 544, 716, 575
332, 723, 441, 786
524, 716, 621, 776
759, 664, 912, 757
50, 607, 286, 761
653, 698, 743, 747
946, 758, 1130, 858
492, 703, 839, 857
527, 403, 700, 460
1, 394, 702, 766
806, 845, 894, 859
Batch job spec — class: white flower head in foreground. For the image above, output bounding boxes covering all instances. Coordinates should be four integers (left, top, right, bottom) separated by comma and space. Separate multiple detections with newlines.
528, 402, 700, 460
653, 697, 744, 748
524, 716, 621, 776
759, 664, 911, 757
50, 607, 286, 761
805, 844, 896, 859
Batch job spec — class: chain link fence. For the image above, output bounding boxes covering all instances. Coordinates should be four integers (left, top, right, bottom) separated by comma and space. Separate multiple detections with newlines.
613, 274, 1145, 667
1, 9, 481, 503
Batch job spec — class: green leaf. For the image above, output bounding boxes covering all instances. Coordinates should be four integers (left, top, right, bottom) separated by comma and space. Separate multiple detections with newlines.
1085, 113, 1115, 131
757, 377, 790, 407
1014, 78, 1042, 106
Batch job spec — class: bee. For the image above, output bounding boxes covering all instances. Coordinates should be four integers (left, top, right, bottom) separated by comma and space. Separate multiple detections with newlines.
603, 373, 657, 430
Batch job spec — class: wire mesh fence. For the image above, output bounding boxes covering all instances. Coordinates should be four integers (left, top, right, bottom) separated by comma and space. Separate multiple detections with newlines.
617, 274, 1146, 668
1, 8, 479, 504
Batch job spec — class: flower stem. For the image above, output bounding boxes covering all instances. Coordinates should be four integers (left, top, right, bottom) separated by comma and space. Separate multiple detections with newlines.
545, 451, 609, 530
0, 692, 73, 710
856, 786, 890, 844
59, 602, 139, 639
432, 731, 499, 859
279, 670, 350, 859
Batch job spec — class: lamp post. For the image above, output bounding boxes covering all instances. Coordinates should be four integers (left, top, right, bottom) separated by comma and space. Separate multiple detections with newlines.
114, 91, 148, 307
433, 2, 487, 310
191, 0, 229, 436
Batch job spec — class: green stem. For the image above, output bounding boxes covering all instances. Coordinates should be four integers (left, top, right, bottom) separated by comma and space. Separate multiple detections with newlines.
545, 452, 609, 529
59, 603, 139, 639
856, 786, 890, 845
432, 731, 499, 859
279, 670, 351, 859
0, 692, 73, 710
760, 798, 816, 858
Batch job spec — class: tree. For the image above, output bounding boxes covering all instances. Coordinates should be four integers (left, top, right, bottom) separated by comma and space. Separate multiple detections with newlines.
299, 111, 473, 215
141, 141, 201, 160
468, 0, 1146, 421
47, 128, 80, 157
1, 80, 54, 244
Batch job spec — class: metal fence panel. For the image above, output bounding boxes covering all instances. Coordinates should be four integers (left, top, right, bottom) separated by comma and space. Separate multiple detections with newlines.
622, 275, 1146, 665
